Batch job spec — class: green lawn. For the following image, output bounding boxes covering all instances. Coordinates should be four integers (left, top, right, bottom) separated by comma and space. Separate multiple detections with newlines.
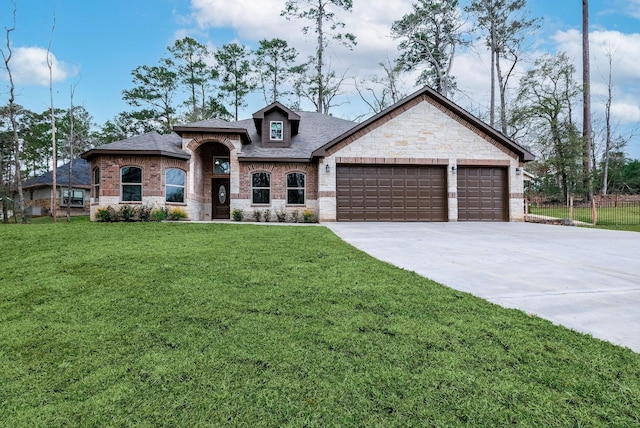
528, 205, 640, 226
1, 222, 639, 427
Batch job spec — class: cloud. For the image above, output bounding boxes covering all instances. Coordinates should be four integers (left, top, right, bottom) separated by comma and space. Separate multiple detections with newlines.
1, 46, 77, 86
627, 0, 640, 19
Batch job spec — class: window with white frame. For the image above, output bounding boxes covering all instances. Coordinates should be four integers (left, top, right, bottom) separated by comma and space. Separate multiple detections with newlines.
286, 172, 305, 205
166, 168, 186, 203
252, 172, 270, 204
270, 121, 283, 140
93, 168, 100, 202
121, 166, 142, 201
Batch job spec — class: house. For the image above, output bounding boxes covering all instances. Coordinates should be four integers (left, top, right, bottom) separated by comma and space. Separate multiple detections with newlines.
22, 158, 91, 217
81, 86, 534, 222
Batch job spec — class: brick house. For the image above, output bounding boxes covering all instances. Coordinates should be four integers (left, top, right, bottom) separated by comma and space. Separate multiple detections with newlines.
81, 86, 534, 222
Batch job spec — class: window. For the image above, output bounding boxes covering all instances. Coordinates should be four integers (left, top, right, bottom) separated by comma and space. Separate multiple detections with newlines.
287, 172, 305, 205
214, 157, 230, 174
62, 189, 84, 207
270, 121, 283, 140
93, 168, 100, 202
166, 169, 186, 203
121, 166, 142, 201
252, 172, 270, 204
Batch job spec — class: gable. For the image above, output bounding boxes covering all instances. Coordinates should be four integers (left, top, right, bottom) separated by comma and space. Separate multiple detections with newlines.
312, 86, 534, 163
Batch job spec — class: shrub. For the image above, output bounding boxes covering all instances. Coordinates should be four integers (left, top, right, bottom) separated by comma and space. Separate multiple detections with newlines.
138, 204, 154, 222
95, 207, 113, 222
302, 208, 315, 223
275, 207, 287, 223
119, 205, 138, 222
290, 209, 300, 223
151, 207, 168, 222
253, 209, 262, 222
231, 208, 244, 222
263, 209, 271, 222
168, 207, 188, 220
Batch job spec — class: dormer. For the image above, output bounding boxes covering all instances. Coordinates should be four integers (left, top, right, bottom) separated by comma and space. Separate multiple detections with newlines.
252, 102, 301, 147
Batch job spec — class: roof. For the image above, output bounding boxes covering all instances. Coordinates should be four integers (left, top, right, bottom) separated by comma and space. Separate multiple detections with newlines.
252, 102, 301, 136
23, 158, 91, 189
81, 132, 190, 160
239, 112, 356, 162
312, 86, 535, 163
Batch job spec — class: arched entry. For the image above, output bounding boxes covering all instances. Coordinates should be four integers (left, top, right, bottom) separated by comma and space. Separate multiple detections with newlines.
196, 142, 231, 219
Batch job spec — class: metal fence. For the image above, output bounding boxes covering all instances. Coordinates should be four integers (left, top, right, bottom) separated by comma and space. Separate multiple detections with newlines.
525, 195, 640, 226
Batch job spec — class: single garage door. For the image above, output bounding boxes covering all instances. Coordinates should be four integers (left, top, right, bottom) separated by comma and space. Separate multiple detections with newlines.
457, 167, 508, 221
336, 165, 447, 221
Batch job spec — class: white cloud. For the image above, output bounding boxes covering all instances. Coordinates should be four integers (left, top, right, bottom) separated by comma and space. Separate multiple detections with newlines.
1, 46, 76, 86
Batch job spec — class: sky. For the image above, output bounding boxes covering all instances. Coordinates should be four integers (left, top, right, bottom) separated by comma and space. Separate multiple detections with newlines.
1, 0, 639, 159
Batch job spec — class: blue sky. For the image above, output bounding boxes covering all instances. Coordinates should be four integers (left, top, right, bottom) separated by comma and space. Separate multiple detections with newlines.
1, 0, 639, 158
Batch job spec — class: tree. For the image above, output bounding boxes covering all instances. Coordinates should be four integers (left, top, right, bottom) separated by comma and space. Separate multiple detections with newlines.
215, 43, 254, 121
465, 0, 539, 133
253, 38, 302, 105
512, 53, 583, 199
167, 37, 221, 122
122, 60, 178, 133
392, 0, 466, 98
282, 0, 356, 113
1, 0, 26, 222
354, 58, 408, 117
582, 0, 593, 198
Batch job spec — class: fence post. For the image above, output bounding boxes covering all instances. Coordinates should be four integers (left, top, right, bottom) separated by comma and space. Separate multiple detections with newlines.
592, 198, 597, 225
569, 196, 574, 222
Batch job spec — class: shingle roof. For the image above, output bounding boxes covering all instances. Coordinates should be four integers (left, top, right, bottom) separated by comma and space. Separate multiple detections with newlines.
81, 132, 189, 160
238, 112, 356, 161
23, 158, 91, 188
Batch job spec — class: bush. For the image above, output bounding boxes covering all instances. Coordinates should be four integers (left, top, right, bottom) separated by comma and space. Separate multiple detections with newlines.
231, 208, 244, 222
151, 207, 168, 222
302, 208, 315, 223
275, 207, 287, 223
253, 209, 262, 222
119, 205, 137, 222
290, 209, 300, 223
168, 207, 188, 220
95, 207, 115, 222
263, 209, 271, 222
138, 204, 154, 222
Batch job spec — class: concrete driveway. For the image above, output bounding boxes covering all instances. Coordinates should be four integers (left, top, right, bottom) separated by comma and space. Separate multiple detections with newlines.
325, 222, 640, 353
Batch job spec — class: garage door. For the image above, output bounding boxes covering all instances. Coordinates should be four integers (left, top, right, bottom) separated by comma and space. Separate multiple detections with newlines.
336, 165, 447, 221
457, 167, 508, 221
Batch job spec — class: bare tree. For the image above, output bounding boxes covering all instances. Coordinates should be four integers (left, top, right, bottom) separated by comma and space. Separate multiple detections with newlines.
1, 1, 26, 222
354, 58, 408, 117
282, 0, 356, 114
47, 14, 57, 222
582, 0, 593, 199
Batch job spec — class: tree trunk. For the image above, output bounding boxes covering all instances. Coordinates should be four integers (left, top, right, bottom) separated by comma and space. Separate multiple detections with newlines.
316, 0, 324, 113
582, 0, 593, 200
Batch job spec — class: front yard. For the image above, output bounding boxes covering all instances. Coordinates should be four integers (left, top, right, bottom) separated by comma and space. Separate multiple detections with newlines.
1, 222, 638, 426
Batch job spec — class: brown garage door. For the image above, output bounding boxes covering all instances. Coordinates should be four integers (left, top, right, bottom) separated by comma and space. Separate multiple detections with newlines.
457, 167, 508, 221
336, 165, 447, 221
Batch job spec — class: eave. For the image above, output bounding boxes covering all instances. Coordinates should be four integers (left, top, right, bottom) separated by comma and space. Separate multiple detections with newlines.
81, 149, 191, 161
173, 126, 252, 144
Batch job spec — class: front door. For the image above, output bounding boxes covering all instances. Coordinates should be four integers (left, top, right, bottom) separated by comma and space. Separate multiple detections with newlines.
212, 177, 230, 219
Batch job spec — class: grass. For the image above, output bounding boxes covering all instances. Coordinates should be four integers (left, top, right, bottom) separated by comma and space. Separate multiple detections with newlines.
1, 222, 639, 427
528, 205, 640, 226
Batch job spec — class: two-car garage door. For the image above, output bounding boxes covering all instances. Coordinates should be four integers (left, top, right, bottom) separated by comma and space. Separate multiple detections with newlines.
336, 164, 507, 222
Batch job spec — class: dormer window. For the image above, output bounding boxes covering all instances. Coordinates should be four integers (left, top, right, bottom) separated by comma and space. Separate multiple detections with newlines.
270, 121, 283, 141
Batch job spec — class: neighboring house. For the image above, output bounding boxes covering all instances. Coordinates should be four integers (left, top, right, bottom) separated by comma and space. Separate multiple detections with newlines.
81, 86, 534, 222
23, 158, 91, 217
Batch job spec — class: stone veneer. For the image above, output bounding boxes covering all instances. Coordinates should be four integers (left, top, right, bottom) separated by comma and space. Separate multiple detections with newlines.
317, 98, 525, 222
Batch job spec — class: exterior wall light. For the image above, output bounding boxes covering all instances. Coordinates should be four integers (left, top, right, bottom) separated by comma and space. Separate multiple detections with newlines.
515, 167, 522, 175
325, 164, 330, 173
451, 165, 456, 174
